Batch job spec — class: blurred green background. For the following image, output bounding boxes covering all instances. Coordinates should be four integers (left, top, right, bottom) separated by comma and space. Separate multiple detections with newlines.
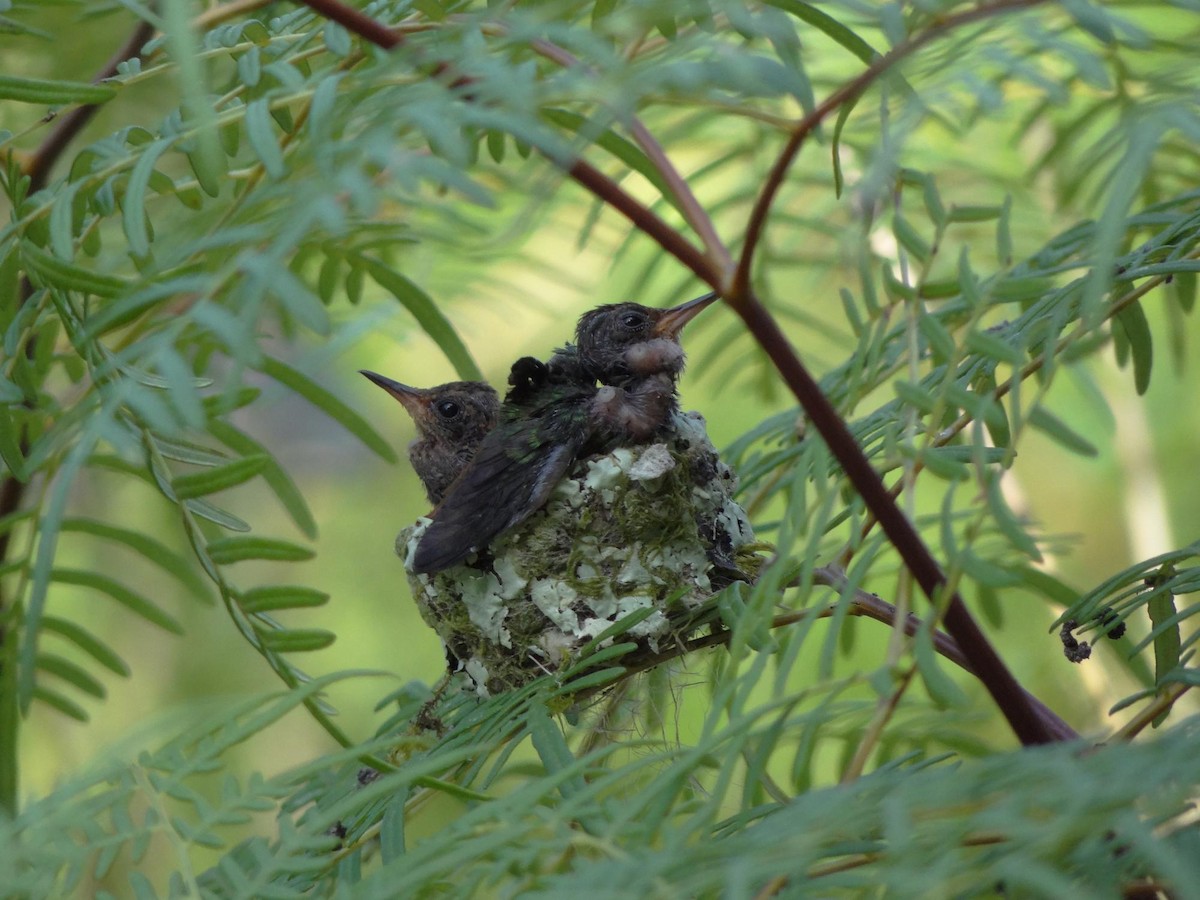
4, 1, 1199, 821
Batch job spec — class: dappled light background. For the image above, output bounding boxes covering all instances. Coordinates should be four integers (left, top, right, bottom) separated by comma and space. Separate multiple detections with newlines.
5, 3, 1200, 872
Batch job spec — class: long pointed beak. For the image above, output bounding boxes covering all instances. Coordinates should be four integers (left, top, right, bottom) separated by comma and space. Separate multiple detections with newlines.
359, 370, 428, 414
653, 291, 719, 338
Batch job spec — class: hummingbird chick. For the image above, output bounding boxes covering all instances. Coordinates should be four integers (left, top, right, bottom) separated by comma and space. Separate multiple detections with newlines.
360, 371, 499, 504
411, 292, 718, 574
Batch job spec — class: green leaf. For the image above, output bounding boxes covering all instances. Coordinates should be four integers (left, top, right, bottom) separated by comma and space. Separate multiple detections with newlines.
1015, 566, 1079, 607
32, 686, 89, 722
1172, 270, 1196, 313
51, 568, 183, 634
541, 108, 675, 205
965, 329, 1024, 366
948, 205, 1003, 223
21, 243, 129, 296
1147, 591, 1181, 683
206, 537, 314, 565
36, 653, 106, 699
60, 518, 208, 598
238, 586, 329, 613
762, 0, 879, 65
245, 98, 287, 179
257, 356, 396, 463
122, 138, 173, 258
185, 498, 251, 532
0, 406, 26, 480
171, 455, 269, 500
1027, 406, 1098, 457
985, 476, 1041, 560
1061, 0, 1116, 43
527, 704, 584, 800
893, 215, 930, 265
40, 616, 130, 676
917, 313, 955, 363
380, 791, 408, 863
892, 379, 937, 414
1114, 300, 1153, 394
0, 74, 116, 104
914, 628, 969, 708
257, 628, 335, 652
904, 445, 968, 481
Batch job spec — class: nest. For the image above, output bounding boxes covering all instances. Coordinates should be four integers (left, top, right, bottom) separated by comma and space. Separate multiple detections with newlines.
397, 411, 760, 696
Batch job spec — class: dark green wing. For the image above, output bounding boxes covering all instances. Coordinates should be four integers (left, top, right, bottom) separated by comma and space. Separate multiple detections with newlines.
411, 373, 595, 574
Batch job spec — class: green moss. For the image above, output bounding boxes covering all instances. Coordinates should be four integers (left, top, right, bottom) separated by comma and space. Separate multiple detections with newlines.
398, 411, 758, 697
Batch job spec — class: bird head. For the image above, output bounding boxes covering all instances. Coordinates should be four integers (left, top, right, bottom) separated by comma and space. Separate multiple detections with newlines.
360, 371, 499, 445
575, 292, 718, 383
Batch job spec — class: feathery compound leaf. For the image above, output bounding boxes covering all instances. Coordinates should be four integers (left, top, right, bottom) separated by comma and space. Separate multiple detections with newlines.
1027, 406, 1098, 457
355, 256, 483, 383
21, 243, 129, 296
36, 653, 106, 699
206, 536, 314, 565
185, 498, 251, 532
256, 356, 396, 462
171, 455, 269, 500
32, 686, 89, 722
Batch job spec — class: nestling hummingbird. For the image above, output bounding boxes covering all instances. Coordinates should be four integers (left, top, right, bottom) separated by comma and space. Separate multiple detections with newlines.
359, 371, 499, 504
575, 292, 716, 442
411, 292, 718, 574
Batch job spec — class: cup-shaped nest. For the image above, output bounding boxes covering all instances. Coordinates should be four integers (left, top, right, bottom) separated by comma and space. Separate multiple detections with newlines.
398, 411, 759, 697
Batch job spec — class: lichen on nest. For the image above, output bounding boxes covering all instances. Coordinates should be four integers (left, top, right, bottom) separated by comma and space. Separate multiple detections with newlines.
397, 410, 759, 697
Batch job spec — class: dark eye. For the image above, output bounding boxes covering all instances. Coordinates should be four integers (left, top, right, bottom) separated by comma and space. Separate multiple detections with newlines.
620, 311, 647, 329
435, 400, 461, 419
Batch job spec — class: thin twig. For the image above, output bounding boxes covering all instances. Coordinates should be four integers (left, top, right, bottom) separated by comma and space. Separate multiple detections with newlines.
814, 565, 1077, 741
1111, 682, 1191, 742
527, 37, 734, 279
733, 0, 1047, 296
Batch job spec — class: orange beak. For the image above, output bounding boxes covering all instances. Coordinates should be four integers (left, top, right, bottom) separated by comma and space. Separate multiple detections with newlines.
653, 291, 719, 339
360, 370, 429, 416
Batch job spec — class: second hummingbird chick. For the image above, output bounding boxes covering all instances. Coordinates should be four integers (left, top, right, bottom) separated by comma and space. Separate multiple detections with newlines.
360, 371, 499, 504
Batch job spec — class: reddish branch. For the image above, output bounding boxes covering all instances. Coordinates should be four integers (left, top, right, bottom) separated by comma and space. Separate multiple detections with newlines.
728, 299, 1067, 744
292, 0, 1069, 745
733, 0, 1048, 296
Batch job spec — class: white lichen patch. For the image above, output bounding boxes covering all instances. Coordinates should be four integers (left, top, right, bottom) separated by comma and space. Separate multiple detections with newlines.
629, 443, 675, 480
398, 410, 760, 697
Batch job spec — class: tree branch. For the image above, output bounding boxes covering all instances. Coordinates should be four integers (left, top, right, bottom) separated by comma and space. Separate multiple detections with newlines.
733, 0, 1048, 297
293, 0, 720, 286
727, 291, 1062, 745
293, 0, 1063, 746
526, 36, 734, 279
